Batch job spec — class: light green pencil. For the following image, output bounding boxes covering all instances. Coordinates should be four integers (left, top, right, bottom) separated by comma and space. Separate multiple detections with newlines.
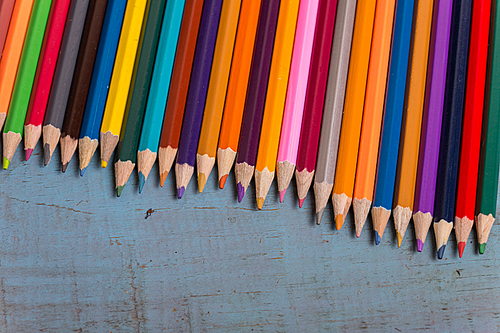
3, 0, 53, 169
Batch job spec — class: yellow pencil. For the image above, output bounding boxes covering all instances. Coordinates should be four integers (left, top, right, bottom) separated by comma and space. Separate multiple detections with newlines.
331, 0, 377, 230
99, 0, 149, 168
393, 0, 434, 246
254, 0, 300, 209
196, 0, 242, 193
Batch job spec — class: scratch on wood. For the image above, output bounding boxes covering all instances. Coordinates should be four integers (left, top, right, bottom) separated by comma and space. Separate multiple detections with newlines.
2, 193, 93, 215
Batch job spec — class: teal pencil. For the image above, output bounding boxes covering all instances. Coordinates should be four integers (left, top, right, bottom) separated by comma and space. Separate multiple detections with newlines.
136, 0, 186, 193
3, 0, 53, 169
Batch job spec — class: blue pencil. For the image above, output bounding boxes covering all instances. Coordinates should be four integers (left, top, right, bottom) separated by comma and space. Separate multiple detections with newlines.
433, 0, 472, 259
174, 0, 223, 199
371, 0, 414, 245
136, 0, 186, 193
77, 0, 127, 176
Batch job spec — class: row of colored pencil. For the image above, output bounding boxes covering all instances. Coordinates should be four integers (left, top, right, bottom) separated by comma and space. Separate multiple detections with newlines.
0, 0, 498, 258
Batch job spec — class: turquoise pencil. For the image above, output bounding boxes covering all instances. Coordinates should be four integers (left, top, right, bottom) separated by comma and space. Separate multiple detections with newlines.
136, 0, 185, 193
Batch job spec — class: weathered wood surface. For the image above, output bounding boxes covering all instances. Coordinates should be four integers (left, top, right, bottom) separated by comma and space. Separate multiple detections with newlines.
0, 145, 498, 332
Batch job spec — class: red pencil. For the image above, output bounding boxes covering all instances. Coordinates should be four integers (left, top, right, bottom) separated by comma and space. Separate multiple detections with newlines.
454, 0, 491, 258
23, 0, 71, 160
0, 0, 16, 61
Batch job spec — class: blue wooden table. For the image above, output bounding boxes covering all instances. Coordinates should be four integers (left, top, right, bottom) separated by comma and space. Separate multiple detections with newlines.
0, 144, 498, 331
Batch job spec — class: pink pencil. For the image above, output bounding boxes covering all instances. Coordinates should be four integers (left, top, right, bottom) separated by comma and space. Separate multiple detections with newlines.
276, 0, 320, 202
23, 0, 71, 159
0, 0, 16, 62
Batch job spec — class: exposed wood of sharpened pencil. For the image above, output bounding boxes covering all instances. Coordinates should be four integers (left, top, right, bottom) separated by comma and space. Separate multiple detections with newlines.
352, 0, 396, 237
254, 0, 301, 210
392, 0, 434, 247
314, 0, 357, 225
157, 0, 204, 186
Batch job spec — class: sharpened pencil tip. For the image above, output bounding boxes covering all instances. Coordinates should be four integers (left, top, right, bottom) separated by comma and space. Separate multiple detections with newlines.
279, 189, 286, 203
61, 163, 68, 173
219, 174, 228, 189
44, 144, 51, 165
417, 239, 424, 252
198, 173, 206, 193
80, 168, 86, 177
298, 198, 304, 208
479, 243, 486, 254
177, 186, 185, 199
25, 148, 33, 161
101, 159, 108, 168
257, 197, 264, 210
374, 231, 381, 245
458, 242, 465, 258
117, 185, 124, 197
397, 232, 403, 247
160, 172, 168, 187
237, 182, 245, 203
2, 157, 9, 170
316, 208, 325, 225
139, 172, 146, 194
437, 245, 446, 259
335, 214, 344, 230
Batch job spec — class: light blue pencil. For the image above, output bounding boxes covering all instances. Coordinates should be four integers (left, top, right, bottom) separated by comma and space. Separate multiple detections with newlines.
136, 0, 186, 193
78, 0, 127, 176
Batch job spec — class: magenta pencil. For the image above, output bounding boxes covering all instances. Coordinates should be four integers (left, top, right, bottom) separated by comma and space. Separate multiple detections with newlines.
276, 0, 320, 203
413, 0, 454, 251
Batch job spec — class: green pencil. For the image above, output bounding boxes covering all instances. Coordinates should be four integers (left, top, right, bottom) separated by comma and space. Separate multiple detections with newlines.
476, 0, 500, 254
114, 0, 167, 197
3, 0, 53, 169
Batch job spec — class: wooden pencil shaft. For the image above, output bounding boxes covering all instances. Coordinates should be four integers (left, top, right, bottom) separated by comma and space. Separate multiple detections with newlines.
0, 0, 16, 61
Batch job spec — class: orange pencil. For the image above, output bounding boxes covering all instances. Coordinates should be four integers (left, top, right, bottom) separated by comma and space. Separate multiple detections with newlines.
0, 0, 35, 130
352, 0, 396, 236
217, 0, 262, 189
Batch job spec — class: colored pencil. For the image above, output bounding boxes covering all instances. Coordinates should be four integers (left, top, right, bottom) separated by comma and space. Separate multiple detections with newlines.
0, 0, 35, 131
392, 0, 434, 247
352, 0, 396, 236
58, 0, 108, 172
331, 0, 376, 230
157, 0, 205, 187
43, 0, 91, 165
118, 0, 183, 195
413, 0, 453, 251
196, 0, 242, 193
276, 0, 320, 202
233, 0, 280, 203
216, 0, 262, 189
433, 0, 472, 255
314, 0, 357, 224
175, 0, 223, 199
3, 0, 52, 169
99, 0, 149, 168
78, 0, 127, 175
476, 0, 500, 255
294, 0, 337, 208
23, 0, 71, 161
0, 0, 16, 61
254, 0, 301, 209
453, 0, 491, 258
371, 0, 414, 243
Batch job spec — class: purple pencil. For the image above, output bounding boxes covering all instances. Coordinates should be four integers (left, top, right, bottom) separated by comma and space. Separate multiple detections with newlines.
175, 0, 223, 199
413, 0, 454, 252
234, 0, 281, 203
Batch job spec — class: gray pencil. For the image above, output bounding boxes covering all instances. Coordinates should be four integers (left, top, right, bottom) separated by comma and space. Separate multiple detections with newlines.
313, 0, 357, 225
43, 0, 90, 166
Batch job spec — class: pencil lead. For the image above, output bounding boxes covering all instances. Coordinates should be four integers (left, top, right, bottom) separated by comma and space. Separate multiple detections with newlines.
177, 186, 185, 199
335, 214, 343, 230
80, 168, 86, 177
61, 163, 68, 173
2, 157, 9, 170
298, 198, 305, 208
279, 189, 286, 203
417, 239, 424, 252
437, 245, 446, 259
396, 232, 403, 248
117, 185, 124, 197
219, 174, 228, 189
458, 242, 465, 258
139, 172, 146, 194
479, 243, 486, 254
159, 172, 168, 187
316, 207, 325, 225
256, 197, 264, 210
237, 182, 245, 203
101, 159, 108, 168
25, 148, 33, 161
374, 231, 381, 245
44, 143, 51, 166
198, 173, 206, 193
